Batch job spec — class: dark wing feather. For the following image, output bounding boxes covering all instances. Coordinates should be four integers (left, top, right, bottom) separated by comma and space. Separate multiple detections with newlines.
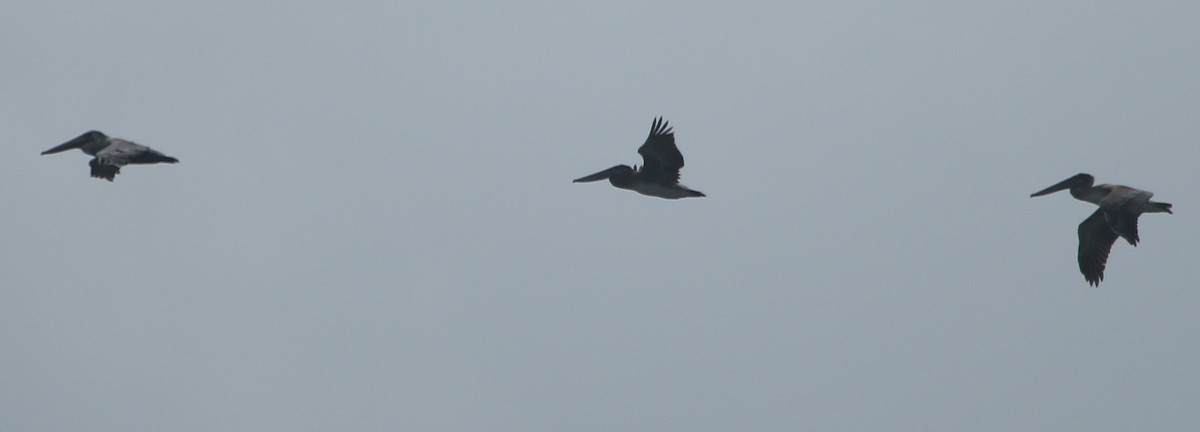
89, 158, 120, 182
1103, 206, 1140, 246
636, 117, 684, 185
1100, 188, 1150, 246
1078, 209, 1120, 286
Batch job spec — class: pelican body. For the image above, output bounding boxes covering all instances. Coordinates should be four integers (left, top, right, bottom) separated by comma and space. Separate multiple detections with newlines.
42, 130, 178, 181
574, 117, 705, 199
1031, 173, 1172, 286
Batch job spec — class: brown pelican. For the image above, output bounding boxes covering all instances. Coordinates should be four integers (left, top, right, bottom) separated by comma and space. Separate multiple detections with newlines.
1031, 173, 1173, 286
41, 130, 178, 181
573, 117, 705, 199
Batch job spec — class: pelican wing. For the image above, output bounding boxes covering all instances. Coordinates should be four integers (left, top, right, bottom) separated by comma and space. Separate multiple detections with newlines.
89, 158, 121, 181
1077, 208, 1120, 286
95, 140, 151, 166
1101, 187, 1151, 246
636, 117, 684, 185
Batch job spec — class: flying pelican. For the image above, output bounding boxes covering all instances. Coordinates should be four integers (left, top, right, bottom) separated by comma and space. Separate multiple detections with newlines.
41, 130, 179, 181
1030, 173, 1172, 286
573, 117, 705, 199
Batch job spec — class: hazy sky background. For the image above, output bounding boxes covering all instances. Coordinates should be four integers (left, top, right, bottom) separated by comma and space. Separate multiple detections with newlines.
2, 1, 1198, 430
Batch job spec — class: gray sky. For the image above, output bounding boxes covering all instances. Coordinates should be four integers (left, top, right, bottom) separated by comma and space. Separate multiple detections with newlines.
2, 1, 1198, 430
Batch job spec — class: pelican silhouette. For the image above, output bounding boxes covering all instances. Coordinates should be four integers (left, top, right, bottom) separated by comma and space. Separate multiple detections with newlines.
1031, 173, 1172, 286
574, 117, 705, 199
42, 131, 178, 181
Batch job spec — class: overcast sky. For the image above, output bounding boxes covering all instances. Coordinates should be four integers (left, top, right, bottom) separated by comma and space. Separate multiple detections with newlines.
2, 1, 1198, 431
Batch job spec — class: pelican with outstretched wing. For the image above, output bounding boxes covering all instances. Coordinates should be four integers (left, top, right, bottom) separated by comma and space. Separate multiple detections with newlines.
42, 131, 178, 181
1031, 173, 1172, 286
573, 117, 705, 199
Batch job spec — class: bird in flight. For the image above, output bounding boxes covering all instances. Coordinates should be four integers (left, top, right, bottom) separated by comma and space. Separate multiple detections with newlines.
42, 131, 178, 181
1031, 173, 1172, 286
573, 117, 705, 199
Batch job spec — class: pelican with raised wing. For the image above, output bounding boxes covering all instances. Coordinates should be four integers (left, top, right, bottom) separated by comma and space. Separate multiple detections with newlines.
573, 117, 705, 199
41, 130, 178, 181
1031, 173, 1172, 286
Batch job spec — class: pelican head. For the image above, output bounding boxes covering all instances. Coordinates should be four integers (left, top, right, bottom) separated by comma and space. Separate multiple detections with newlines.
41, 130, 108, 155
1030, 173, 1095, 197
573, 165, 633, 183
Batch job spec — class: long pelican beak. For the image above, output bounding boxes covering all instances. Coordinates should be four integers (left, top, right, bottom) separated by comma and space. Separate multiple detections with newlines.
573, 167, 620, 183
1030, 177, 1076, 197
41, 141, 84, 155
41, 132, 99, 155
